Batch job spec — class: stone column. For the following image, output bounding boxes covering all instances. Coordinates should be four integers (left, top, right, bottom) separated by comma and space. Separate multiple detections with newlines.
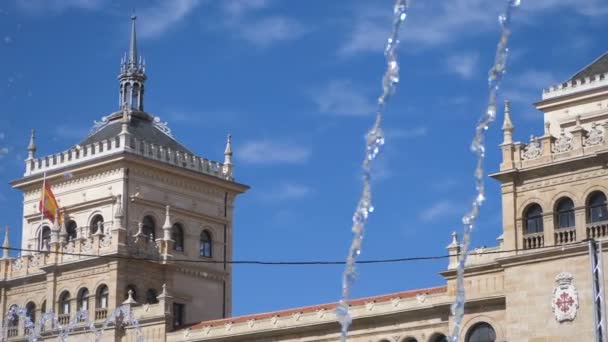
575, 206, 587, 242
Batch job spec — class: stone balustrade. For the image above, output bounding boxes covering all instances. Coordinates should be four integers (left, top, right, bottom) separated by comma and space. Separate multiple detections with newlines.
587, 221, 608, 239
523, 232, 544, 250
554, 227, 577, 245
25, 135, 232, 181
94, 308, 108, 321
501, 121, 608, 171
543, 72, 608, 100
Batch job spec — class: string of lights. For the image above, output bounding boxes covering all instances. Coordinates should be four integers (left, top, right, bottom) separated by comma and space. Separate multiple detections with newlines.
1, 241, 588, 266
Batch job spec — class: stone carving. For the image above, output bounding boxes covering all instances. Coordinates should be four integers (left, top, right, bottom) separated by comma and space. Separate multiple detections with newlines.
12, 257, 23, 270
585, 123, 604, 146
153, 116, 173, 138
365, 301, 375, 311
292, 312, 301, 321
416, 293, 427, 304
203, 326, 211, 335
88, 116, 109, 136
553, 129, 573, 153
271, 315, 278, 326
82, 238, 93, 253
101, 232, 112, 248
551, 272, 579, 322
316, 309, 326, 318
247, 319, 255, 328
522, 135, 542, 160
224, 322, 232, 332
390, 297, 400, 307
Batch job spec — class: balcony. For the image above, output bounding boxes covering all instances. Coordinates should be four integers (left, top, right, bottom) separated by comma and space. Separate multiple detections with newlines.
587, 221, 608, 239
555, 227, 576, 245
7, 326, 17, 337
95, 308, 108, 321
523, 232, 544, 249
58, 314, 70, 326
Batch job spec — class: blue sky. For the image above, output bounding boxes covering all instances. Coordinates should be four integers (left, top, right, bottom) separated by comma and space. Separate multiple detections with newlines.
0, 0, 607, 317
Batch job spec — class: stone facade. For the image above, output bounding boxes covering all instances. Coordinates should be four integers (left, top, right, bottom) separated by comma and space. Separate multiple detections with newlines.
2, 16, 608, 341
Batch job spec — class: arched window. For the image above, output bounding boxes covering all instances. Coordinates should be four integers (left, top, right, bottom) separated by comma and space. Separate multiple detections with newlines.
39, 225, 51, 251
97, 285, 109, 309
7, 304, 18, 336
66, 220, 78, 242
430, 334, 448, 342
588, 191, 608, 223
524, 204, 544, 234
125, 284, 138, 302
403, 338, 418, 342
199, 230, 212, 257
555, 197, 575, 229
25, 301, 36, 323
466, 322, 496, 342
172, 223, 184, 252
90, 215, 104, 235
59, 291, 71, 314
41, 300, 46, 314
142, 216, 156, 241
145, 289, 159, 304
77, 288, 89, 312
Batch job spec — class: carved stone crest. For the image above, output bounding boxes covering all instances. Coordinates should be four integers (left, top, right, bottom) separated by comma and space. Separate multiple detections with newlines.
585, 123, 604, 146
416, 293, 427, 304
551, 272, 579, 322
522, 135, 542, 160
553, 129, 573, 153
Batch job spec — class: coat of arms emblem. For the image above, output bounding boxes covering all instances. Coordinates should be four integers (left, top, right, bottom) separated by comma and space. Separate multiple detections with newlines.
551, 272, 579, 322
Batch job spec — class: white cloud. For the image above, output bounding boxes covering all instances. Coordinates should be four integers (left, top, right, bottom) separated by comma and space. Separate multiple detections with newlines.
218, 0, 307, 48
138, 0, 202, 39
237, 140, 311, 164
0, 147, 8, 159
238, 16, 307, 47
419, 200, 463, 223
385, 126, 427, 140
446, 52, 479, 80
261, 182, 313, 201
222, 0, 270, 18
340, 1, 608, 56
312, 80, 375, 116
17, 0, 105, 13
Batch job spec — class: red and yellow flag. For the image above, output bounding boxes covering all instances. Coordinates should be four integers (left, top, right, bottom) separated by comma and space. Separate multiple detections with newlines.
39, 182, 61, 224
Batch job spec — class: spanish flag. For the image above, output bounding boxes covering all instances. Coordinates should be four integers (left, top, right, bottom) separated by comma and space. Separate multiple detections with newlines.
39, 181, 61, 225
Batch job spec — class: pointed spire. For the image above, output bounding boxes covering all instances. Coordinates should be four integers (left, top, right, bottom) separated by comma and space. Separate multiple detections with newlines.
162, 205, 172, 241
224, 134, 233, 165
502, 100, 514, 144
27, 129, 36, 159
502, 100, 513, 131
2, 225, 9, 259
129, 15, 138, 65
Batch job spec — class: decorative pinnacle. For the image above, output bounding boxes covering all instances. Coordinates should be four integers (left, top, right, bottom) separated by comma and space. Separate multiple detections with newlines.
224, 134, 233, 165
129, 15, 138, 65
163, 205, 172, 230
2, 225, 9, 259
575, 115, 582, 128
27, 129, 36, 158
449, 231, 459, 247
544, 121, 551, 136
501, 100, 513, 131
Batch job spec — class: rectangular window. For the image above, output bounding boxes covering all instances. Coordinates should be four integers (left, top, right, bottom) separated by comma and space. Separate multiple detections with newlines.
173, 303, 185, 328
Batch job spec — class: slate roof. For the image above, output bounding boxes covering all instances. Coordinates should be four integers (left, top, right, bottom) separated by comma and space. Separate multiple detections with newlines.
80, 115, 193, 154
570, 51, 608, 80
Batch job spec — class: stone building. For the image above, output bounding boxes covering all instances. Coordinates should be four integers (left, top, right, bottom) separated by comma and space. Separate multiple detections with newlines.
0, 16, 248, 341
161, 54, 608, 341
2, 15, 608, 342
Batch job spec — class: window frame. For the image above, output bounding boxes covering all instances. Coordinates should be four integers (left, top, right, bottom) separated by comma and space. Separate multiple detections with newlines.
588, 191, 608, 223
524, 203, 544, 234
555, 197, 575, 229
199, 230, 212, 258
